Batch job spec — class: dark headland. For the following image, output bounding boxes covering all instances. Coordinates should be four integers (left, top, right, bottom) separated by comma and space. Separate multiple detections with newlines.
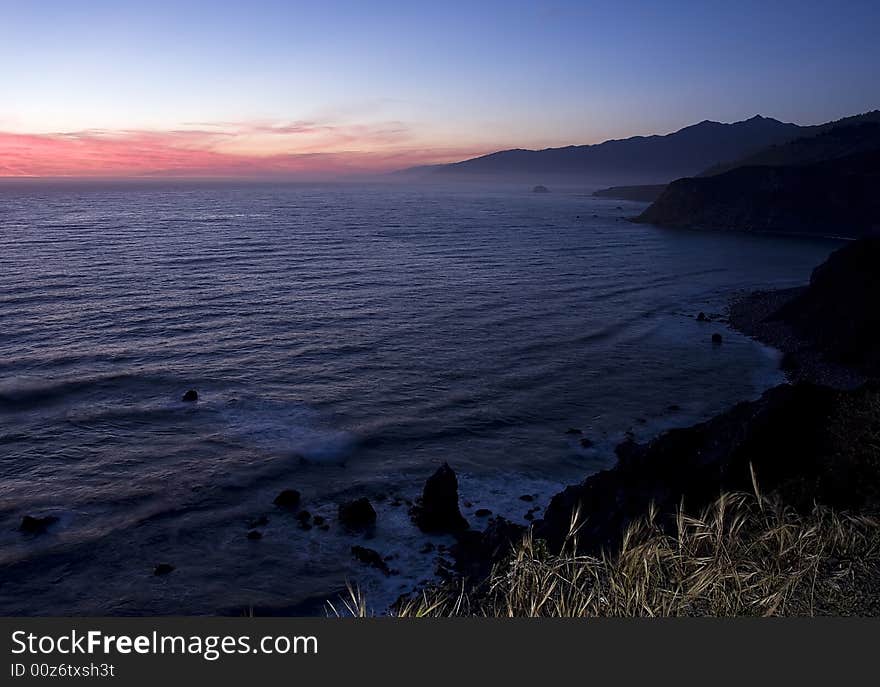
591, 184, 667, 202
634, 115, 880, 237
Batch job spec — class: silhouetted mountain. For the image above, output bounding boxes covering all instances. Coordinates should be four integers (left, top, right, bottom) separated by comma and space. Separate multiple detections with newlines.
700, 111, 880, 176
400, 116, 805, 185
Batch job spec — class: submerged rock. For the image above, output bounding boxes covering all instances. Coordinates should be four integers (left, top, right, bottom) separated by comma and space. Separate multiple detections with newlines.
181, 389, 198, 402
580, 437, 595, 449
712, 333, 723, 344
247, 515, 269, 528
153, 563, 175, 576
246, 530, 263, 540
411, 463, 468, 533
296, 509, 313, 530
697, 312, 709, 322
565, 428, 583, 435
475, 508, 492, 518
273, 489, 301, 509
351, 546, 392, 575
19, 515, 58, 534
338, 498, 377, 530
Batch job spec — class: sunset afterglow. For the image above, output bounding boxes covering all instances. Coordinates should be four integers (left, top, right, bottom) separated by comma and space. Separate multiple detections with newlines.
2, 0, 878, 177
0, 124, 489, 178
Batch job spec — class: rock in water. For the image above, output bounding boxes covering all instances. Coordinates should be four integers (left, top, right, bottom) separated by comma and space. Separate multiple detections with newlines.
338, 498, 377, 529
295, 510, 311, 524
351, 545, 392, 575
273, 489, 301, 509
182, 389, 198, 402
153, 563, 175, 576
412, 463, 469, 533
712, 333, 723, 344
19, 515, 59, 534
532, 185, 550, 193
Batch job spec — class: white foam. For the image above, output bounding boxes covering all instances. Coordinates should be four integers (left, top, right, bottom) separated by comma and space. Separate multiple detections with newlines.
216, 397, 355, 462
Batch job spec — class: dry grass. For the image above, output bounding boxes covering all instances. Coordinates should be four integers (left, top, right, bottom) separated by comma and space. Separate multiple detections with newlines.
333, 484, 880, 617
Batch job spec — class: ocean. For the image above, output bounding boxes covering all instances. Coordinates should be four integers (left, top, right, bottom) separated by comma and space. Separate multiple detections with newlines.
0, 181, 840, 614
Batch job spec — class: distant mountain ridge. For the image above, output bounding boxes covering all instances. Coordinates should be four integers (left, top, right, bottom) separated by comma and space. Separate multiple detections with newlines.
593, 111, 880, 201
400, 115, 808, 185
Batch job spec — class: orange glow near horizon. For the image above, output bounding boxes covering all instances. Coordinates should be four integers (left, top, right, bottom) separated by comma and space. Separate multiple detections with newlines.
0, 124, 491, 178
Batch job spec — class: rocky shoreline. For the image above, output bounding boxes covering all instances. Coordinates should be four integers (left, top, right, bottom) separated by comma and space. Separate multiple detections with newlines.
405, 238, 880, 605
179, 238, 874, 611
728, 287, 866, 389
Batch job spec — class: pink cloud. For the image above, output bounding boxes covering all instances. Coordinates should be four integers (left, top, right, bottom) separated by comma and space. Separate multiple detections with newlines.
0, 123, 486, 178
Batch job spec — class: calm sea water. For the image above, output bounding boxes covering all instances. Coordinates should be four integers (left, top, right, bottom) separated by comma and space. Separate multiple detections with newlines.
0, 181, 839, 615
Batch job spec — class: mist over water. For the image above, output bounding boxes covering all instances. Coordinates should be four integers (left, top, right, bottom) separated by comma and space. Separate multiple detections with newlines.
0, 182, 839, 614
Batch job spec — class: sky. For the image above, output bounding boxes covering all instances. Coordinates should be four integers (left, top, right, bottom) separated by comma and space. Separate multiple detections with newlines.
1, 0, 878, 177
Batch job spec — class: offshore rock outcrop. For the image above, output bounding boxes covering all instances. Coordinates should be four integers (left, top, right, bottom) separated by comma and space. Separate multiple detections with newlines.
19, 515, 58, 534
411, 463, 469, 534
338, 498, 377, 530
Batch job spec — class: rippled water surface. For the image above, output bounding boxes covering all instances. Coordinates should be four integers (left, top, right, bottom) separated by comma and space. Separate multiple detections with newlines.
0, 181, 840, 614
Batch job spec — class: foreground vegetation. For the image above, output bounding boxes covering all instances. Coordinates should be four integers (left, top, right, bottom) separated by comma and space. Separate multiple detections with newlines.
333, 484, 880, 617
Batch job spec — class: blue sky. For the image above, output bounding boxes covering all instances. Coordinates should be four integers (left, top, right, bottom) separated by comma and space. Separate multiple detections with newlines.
1, 0, 878, 175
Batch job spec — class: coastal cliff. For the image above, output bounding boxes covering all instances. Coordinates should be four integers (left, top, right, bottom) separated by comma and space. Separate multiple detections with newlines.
634, 148, 880, 237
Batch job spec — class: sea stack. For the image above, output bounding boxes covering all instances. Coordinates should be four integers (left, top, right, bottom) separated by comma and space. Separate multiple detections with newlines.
412, 463, 469, 533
